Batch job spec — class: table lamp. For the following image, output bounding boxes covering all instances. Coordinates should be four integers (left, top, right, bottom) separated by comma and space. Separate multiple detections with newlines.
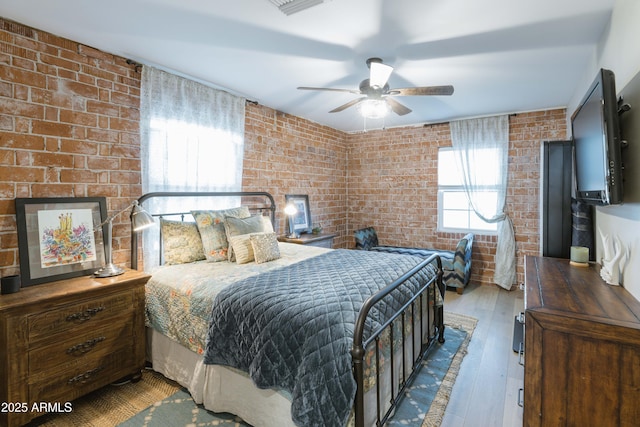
94, 200, 155, 277
284, 203, 299, 239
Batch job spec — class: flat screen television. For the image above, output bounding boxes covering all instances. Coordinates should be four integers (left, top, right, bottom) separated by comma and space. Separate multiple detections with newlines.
571, 68, 624, 205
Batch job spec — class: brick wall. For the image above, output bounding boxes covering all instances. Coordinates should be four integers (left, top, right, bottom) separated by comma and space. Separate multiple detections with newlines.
0, 18, 142, 278
0, 17, 568, 289
242, 104, 349, 246
347, 110, 567, 286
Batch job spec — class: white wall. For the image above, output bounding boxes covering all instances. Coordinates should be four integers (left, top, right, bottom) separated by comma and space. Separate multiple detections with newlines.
567, 0, 640, 298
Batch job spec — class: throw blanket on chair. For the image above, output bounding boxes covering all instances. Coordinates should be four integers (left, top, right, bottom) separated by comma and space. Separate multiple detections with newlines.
203, 249, 437, 427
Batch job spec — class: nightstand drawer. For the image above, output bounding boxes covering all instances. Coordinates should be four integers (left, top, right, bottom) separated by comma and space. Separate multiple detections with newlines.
29, 317, 133, 378
308, 238, 333, 248
28, 291, 134, 343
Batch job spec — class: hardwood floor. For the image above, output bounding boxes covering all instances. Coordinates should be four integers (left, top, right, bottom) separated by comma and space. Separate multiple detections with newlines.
440, 282, 524, 427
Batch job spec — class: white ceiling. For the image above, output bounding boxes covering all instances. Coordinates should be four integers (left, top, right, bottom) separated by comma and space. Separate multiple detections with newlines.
0, 0, 615, 132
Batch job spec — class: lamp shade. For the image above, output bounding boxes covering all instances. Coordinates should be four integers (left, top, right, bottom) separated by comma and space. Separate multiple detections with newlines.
94, 199, 155, 278
284, 203, 299, 238
131, 202, 155, 231
284, 203, 298, 216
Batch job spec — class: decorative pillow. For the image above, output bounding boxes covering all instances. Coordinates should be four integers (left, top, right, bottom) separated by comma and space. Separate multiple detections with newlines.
228, 234, 255, 264
261, 215, 275, 233
192, 207, 250, 262
354, 227, 378, 250
250, 232, 281, 264
160, 219, 205, 265
224, 215, 267, 261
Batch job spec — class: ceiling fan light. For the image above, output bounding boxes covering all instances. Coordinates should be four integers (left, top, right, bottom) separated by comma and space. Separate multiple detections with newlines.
357, 99, 390, 119
369, 62, 393, 88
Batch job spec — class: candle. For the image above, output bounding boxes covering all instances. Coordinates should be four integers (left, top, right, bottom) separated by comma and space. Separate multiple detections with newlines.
570, 246, 589, 264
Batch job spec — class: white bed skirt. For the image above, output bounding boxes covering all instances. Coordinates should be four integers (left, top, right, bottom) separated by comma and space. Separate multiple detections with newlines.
147, 309, 434, 427
146, 327, 297, 427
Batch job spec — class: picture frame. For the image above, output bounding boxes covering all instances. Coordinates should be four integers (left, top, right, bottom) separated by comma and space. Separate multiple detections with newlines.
285, 194, 312, 235
15, 197, 108, 286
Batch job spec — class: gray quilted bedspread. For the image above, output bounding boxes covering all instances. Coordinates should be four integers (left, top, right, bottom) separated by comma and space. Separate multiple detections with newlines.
203, 249, 437, 427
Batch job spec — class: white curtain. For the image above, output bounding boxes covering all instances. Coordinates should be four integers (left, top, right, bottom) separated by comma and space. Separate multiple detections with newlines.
139, 66, 245, 269
450, 115, 516, 290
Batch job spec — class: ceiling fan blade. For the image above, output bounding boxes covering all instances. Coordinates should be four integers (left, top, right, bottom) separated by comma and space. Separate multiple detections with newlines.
329, 97, 367, 113
298, 86, 361, 95
390, 85, 454, 96
385, 97, 412, 116
369, 61, 393, 88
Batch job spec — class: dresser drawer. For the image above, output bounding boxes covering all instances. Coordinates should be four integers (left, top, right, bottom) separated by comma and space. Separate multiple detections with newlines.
29, 348, 134, 405
29, 317, 133, 379
28, 291, 134, 343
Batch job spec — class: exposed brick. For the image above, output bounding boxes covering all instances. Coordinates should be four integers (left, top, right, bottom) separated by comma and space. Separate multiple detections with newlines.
0, 65, 46, 88
0, 165, 45, 183
59, 168, 99, 183
32, 120, 73, 137
0, 16, 567, 287
30, 183, 76, 197
0, 99, 44, 119
60, 109, 97, 127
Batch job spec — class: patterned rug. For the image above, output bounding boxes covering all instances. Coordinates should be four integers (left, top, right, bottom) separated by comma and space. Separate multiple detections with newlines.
30, 312, 476, 427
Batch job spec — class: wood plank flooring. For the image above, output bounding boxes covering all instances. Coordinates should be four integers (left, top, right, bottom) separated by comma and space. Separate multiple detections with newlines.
441, 282, 524, 427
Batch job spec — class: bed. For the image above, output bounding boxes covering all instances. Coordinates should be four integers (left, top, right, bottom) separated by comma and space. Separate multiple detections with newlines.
130, 191, 445, 427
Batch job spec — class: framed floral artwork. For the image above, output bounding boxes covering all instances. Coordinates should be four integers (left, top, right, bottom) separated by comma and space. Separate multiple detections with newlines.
15, 197, 108, 286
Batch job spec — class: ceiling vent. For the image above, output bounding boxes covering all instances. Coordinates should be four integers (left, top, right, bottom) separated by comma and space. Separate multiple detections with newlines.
269, 0, 325, 15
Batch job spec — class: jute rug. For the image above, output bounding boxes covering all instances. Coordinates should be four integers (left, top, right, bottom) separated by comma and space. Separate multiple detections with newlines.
30, 312, 476, 427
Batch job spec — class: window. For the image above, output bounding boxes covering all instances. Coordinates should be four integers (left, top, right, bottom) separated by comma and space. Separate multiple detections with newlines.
139, 66, 246, 270
145, 117, 243, 192
438, 148, 498, 233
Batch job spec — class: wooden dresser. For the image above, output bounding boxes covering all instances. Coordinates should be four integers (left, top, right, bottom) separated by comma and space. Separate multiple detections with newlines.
0, 270, 150, 427
523, 256, 640, 427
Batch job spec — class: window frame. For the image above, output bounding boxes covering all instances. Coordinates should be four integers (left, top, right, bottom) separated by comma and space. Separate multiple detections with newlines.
437, 148, 499, 235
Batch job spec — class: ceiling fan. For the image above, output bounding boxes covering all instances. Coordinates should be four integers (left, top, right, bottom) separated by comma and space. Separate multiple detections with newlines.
297, 58, 454, 117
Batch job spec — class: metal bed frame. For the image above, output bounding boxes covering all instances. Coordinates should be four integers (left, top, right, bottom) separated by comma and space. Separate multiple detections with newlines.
130, 191, 445, 427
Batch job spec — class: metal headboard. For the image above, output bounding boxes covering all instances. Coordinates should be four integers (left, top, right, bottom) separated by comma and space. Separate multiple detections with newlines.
130, 191, 276, 270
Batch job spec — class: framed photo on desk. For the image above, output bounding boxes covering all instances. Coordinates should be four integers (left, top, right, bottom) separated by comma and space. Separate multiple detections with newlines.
285, 194, 312, 234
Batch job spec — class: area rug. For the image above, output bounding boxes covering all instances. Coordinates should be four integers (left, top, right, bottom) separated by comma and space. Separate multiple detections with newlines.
30, 312, 476, 427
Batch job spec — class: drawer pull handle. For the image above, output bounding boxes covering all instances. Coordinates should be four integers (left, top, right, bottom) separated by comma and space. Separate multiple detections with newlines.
518, 388, 524, 407
66, 336, 106, 355
518, 342, 525, 366
66, 306, 105, 322
67, 366, 104, 385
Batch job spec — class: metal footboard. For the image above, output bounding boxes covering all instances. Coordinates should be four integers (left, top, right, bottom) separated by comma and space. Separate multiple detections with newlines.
351, 254, 445, 427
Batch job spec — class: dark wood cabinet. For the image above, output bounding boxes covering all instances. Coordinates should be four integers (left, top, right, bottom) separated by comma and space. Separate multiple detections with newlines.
0, 270, 149, 427
523, 256, 640, 427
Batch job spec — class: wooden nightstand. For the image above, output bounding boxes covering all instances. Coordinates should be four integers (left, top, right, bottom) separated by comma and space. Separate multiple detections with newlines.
0, 269, 150, 427
278, 232, 337, 248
